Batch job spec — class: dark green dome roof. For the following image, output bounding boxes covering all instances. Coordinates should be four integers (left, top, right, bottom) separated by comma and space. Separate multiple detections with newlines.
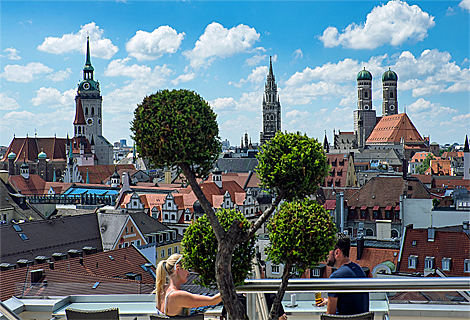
38, 151, 47, 159
357, 68, 372, 81
7, 152, 16, 160
382, 69, 398, 81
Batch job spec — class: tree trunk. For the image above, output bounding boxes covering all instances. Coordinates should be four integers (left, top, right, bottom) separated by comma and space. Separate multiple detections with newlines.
179, 163, 248, 319
268, 263, 292, 320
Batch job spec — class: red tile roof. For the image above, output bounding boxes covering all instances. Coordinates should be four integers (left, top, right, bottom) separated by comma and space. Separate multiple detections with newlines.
1, 137, 68, 162
398, 227, 470, 277
410, 152, 432, 163
0, 246, 155, 301
78, 164, 135, 184
366, 113, 423, 144
74, 98, 86, 125
324, 154, 350, 188
441, 151, 464, 159
9, 174, 47, 195
428, 159, 451, 176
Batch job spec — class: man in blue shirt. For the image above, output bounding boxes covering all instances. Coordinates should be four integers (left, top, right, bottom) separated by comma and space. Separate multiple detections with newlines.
321, 233, 369, 315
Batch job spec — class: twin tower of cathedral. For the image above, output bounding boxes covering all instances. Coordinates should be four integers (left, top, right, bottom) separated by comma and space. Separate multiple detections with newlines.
258, 58, 399, 148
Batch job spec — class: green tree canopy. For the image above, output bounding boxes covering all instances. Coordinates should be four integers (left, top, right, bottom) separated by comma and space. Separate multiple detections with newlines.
417, 153, 434, 174
130, 89, 221, 178
266, 199, 336, 272
256, 131, 329, 202
182, 208, 255, 288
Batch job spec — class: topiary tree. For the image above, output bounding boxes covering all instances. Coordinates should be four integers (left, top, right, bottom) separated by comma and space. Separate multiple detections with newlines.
131, 90, 330, 319
266, 199, 337, 320
182, 208, 255, 288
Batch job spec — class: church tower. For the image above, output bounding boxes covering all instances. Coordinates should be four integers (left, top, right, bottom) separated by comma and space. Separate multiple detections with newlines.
354, 68, 376, 149
260, 56, 281, 145
75, 37, 113, 165
382, 68, 398, 116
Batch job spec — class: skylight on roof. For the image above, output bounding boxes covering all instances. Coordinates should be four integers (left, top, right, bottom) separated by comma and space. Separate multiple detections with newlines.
92, 282, 100, 289
12, 224, 22, 232
18, 233, 29, 240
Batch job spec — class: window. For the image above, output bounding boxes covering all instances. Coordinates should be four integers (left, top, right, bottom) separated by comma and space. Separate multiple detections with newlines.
172, 231, 176, 240
408, 255, 418, 269
166, 233, 170, 241
159, 234, 163, 243
174, 246, 178, 253
124, 242, 129, 247
442, 258, 451, 271
365, 229, 374, 237
125, 227, 128, 234
425, 257, 435, 270
161, 249, 165, 258
19, 233, 29, 240
271, 265, 280, 274
136, 240, 141, 246
373, 210, 378, 219
394, 210, 400, 220
385, 210, 391, 219
164, 214, 168, 220
464, 259, 470, 273
168, 248, 172, 256
391, 229, 399, 238
185, 214, 190, 221
130, 226, 134, 233
171, 214, 175, 220
361, 210, 366, 218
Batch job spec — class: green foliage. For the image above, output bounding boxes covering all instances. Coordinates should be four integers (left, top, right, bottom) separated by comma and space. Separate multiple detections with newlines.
417, 153, 434, 174
266, 199, 337, 273
130, 89, 221, 178
432, 198, 441, 209
256, 131, 329, 202
182, 208, 255, 287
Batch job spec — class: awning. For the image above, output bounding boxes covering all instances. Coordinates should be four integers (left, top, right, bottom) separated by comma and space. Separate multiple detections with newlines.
372, 206, 379, 210
361, 206, 368, 210
395, 205, 400, 211
385, 206, 392, 210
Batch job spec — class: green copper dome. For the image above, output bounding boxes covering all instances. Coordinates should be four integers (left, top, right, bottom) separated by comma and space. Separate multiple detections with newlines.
7, 152, 16, 160
357, 68, 372, 81
38, 151, 47, 159
382, 69, 398, 81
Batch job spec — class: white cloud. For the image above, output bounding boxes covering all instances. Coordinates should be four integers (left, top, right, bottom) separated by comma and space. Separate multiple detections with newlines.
448, 113, 470, 127
209, 97, 238, 112
1, 109, 75, 132
30, 87, 76, 108
184, 22, 260, 69
407, 98, 457, 122
0, 93, 21, 110
245, 54, 267, 67
3, 48, 21, 60
126, 26, 185, 61
104, 82, 158, 115
282, 81, 351, 106
104, 58, 172, 87
37, 22, 118, 59
46, 68, 72, 82
292, 49, 303, 60
171, 73, 196, 86
0, 62, 53, 83
459, 0, 470, 12
318, 0, 435, 49
229, 66, 268, 88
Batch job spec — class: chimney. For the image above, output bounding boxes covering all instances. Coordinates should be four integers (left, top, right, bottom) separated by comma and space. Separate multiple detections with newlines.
428, 227, 435, 242
31, 269, 44, 284
79, 257, 84, 265
49, 261, 55, 270
463, 221, 469, 235
357, 235, 365, 260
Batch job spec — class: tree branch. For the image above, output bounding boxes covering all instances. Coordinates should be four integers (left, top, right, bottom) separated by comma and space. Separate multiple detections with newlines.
268, 262, 292, 320
179, 163, 225, 241
241, 191, 284, 242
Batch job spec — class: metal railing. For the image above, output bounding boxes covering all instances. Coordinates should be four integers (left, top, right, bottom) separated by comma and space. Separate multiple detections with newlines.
0, 301, 22, 320
236, 277, 470, 293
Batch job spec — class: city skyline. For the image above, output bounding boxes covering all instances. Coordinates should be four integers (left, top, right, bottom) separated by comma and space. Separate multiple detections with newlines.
1, 0, 469, 149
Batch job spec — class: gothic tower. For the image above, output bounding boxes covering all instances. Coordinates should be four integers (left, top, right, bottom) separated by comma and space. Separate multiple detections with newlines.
260, 56, 281, 145
75, 37, 113, 165
354, 68, 376, 149
382, 68, 398, 116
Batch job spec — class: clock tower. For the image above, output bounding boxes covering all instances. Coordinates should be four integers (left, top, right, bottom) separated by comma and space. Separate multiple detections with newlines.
74, 37, 113, 165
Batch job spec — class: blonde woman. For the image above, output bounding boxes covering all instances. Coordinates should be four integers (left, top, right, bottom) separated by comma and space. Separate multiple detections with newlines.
155, 253, 222, 317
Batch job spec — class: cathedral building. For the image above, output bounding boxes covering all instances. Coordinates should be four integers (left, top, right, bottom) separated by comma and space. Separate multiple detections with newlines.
260, 57, 281, 145
1, 37, 114, 182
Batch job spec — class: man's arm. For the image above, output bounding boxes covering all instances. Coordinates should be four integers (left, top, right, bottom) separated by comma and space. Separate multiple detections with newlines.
326, 296, 338, 314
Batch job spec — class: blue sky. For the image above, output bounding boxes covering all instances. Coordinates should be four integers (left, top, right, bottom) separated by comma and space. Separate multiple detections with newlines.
1, 0, 469, 149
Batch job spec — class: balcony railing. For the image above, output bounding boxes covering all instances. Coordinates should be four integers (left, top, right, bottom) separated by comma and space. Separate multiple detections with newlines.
1, 277, 469, 320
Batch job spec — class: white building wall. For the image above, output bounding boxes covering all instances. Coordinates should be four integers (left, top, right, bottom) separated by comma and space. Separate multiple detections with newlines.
403, 198, 470, 229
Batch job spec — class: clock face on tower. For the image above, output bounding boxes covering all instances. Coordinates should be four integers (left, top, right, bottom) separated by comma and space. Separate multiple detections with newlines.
83, 82, 91, 90
97, 118, 101, 126
87, 118, 94, 126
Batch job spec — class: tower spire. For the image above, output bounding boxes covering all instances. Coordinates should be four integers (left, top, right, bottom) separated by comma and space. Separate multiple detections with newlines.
85, 36, 92, 70
269, 56, 273, 76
